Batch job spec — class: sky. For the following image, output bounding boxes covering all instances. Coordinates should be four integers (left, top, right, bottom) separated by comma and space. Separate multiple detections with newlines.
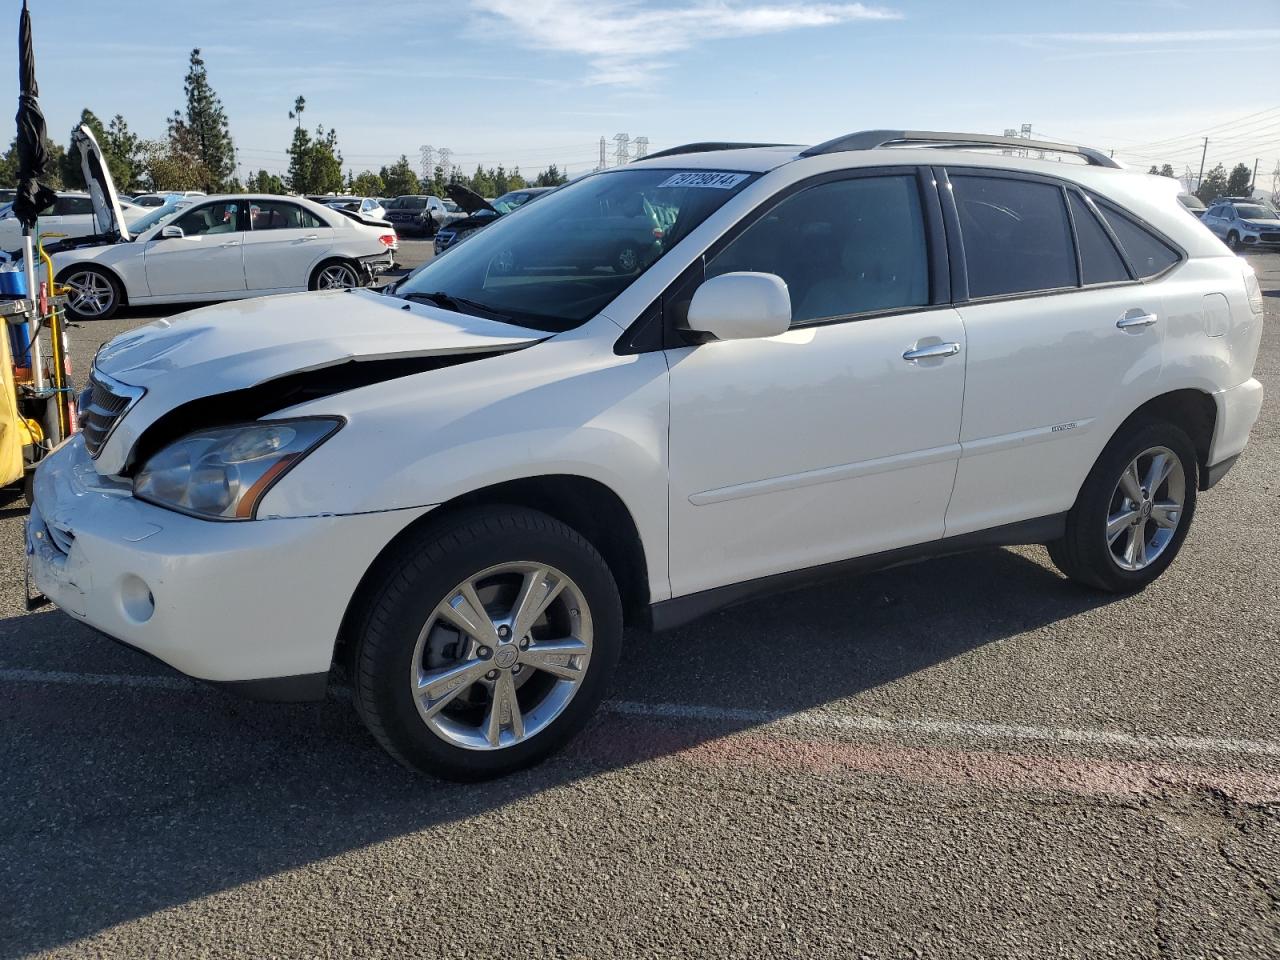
7, 0, 1280, 187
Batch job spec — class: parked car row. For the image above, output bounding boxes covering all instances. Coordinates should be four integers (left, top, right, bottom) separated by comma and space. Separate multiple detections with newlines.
433, 184, 554, 253
382, 195, 465, 237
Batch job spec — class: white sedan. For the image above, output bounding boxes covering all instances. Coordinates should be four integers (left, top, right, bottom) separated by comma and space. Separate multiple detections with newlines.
0, 192, 148, 251
53, 194, 399, 321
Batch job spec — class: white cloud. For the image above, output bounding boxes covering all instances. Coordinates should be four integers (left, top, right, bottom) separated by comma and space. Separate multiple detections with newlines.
470, 0, 902, 85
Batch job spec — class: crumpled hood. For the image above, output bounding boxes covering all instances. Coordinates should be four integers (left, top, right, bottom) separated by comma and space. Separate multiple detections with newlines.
92, 288, 542, 475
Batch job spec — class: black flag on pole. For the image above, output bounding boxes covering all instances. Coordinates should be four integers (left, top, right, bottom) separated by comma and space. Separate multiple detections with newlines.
13, 0, 55, 231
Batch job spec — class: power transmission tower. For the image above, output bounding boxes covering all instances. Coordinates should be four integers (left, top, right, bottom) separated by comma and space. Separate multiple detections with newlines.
420, 145, 435, 179
438, 148, 452, 180
614, 133, 630, 166
598, 137, 607, 170
633, 136, 649, 159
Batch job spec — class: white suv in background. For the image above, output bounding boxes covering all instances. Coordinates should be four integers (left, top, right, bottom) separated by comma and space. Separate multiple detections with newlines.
29, 130, 1264, 780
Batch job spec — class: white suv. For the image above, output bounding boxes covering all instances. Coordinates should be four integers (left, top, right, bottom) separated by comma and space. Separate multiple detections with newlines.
28, 130, 1264, 780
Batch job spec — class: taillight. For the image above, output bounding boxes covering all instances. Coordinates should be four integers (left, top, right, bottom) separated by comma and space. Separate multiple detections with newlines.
1243, 263, 1264, 317
378, 234, 396, 247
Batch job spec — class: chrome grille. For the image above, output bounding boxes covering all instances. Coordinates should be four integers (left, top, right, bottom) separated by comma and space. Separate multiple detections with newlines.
80, 370, 144, 458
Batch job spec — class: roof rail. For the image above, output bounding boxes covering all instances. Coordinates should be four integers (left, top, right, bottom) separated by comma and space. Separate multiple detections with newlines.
639, 142, 793, 161
799, 130, 1122, 169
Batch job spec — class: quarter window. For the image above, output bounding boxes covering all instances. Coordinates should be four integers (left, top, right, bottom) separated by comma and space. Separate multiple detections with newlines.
706, 174, 929, 324
1068, 193, 1130, 285
952, 175, 1076, 297
1096, 204, 1180, 278
249, 200, 325, 231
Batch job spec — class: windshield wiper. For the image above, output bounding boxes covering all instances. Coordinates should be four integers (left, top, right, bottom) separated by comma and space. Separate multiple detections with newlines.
402, 290, 509, 320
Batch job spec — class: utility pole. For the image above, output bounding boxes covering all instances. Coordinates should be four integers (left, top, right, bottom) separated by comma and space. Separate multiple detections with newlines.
1250, 157, 1260, 195
598, 136, 607, 170
1197, 137, 1209, 190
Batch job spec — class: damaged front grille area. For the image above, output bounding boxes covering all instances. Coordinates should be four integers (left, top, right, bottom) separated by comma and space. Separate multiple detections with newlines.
80, 370, 145, 458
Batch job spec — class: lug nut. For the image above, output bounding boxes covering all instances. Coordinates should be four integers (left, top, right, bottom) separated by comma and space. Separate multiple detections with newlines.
486, 669, 498, 680
498, 625, 511, 639
478, 646, 491, 659
519, 637, 529, 649
512, 664, 523, 675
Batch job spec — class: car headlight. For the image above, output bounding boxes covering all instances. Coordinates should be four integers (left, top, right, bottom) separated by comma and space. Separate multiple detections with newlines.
133, 418, 342, 520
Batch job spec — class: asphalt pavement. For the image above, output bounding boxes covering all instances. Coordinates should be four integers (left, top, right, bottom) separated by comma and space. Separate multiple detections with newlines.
1, 247, 1278, 958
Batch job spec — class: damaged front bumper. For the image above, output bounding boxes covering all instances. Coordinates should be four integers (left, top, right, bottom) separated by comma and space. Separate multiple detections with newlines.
27, 436, 431, 699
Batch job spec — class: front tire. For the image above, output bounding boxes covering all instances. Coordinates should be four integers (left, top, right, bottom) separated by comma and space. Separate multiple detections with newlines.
59, 266, 122, 321
1048, 419, 1197, 593
1227, 230, 1240, 251
352, 507, 623, 781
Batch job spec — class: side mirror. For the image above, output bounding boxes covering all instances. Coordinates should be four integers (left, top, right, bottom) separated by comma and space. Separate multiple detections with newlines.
160, 225, 184, 239
684, 272, 791, 341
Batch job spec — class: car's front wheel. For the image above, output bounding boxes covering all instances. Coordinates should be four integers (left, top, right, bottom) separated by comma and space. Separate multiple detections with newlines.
1226, 230, 1240, 251
58, 266, 122, 321
352, 507, 623, 780
1048, 419, 1197, 592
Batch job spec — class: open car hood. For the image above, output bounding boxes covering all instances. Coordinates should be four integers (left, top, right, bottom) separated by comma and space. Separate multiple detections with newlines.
90, 289, 543, 475
445, 183, 496, 216
72, 124, 130, 242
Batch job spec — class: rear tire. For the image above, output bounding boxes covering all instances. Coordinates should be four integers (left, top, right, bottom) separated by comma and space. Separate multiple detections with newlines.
1047, 419, 1197, 593
352, 506, 623, 781
309, 260, 361, 290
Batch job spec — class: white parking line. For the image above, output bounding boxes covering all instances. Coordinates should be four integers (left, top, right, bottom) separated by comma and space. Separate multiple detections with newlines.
4, 666, 1280, 761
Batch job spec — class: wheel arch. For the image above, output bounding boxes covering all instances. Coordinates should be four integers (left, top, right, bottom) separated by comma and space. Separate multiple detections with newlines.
334, 473, 651, 674
55, 261, 130, 306
1111, 388, 1217, 490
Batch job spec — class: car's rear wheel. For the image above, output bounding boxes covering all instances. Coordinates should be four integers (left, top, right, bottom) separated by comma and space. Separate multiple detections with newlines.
310, 260, 361, 290
58, 266, 122, 321
352, 506, 623, 781
615, 243, 641, 274
1047, 419, 1197, 593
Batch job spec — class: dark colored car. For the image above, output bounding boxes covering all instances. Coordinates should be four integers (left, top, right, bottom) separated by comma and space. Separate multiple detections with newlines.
434, 185, 553, 254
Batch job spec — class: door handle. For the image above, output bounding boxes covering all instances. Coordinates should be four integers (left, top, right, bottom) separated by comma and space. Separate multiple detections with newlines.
219, 240, 241, 247
1116, 311, 1157, 330
299, 234, 318, 241
903, 341, 961, 362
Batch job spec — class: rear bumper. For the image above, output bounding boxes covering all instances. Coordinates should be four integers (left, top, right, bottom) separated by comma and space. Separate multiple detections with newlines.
1208, 377, 1263, 474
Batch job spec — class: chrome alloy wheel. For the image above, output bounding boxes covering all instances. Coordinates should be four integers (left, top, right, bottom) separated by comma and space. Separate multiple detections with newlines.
64, 270, 115, 318
410, 562, 593, 751
316, 262, 360, 289
1107, 445, 1186, 572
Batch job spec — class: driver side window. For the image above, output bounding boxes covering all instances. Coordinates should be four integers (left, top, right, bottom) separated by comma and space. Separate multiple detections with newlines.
706, 175, 929, 326
174, 202, 241, 236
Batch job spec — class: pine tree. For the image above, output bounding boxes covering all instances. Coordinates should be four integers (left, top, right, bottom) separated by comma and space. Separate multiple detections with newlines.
177, 49, 235, 191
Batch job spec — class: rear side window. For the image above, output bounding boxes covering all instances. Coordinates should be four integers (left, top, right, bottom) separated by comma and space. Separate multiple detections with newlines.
952, 175, 1076, 297
1068, 193, 1130, 285
1096, 205, 1180, 278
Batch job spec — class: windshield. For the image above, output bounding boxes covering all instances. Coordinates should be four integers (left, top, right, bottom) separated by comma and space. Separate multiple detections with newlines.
491, 191, 536, 214
1235, 204, 1272, 220
128, 202, 185, 236
397, 167, 757, 331
399, 197, 428, 210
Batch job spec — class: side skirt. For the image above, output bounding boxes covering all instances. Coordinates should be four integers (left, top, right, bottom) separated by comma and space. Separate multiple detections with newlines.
647, 514, 1066, 632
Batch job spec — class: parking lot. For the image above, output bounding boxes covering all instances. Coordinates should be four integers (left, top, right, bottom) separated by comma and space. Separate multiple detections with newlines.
1, 247, 1277, 958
